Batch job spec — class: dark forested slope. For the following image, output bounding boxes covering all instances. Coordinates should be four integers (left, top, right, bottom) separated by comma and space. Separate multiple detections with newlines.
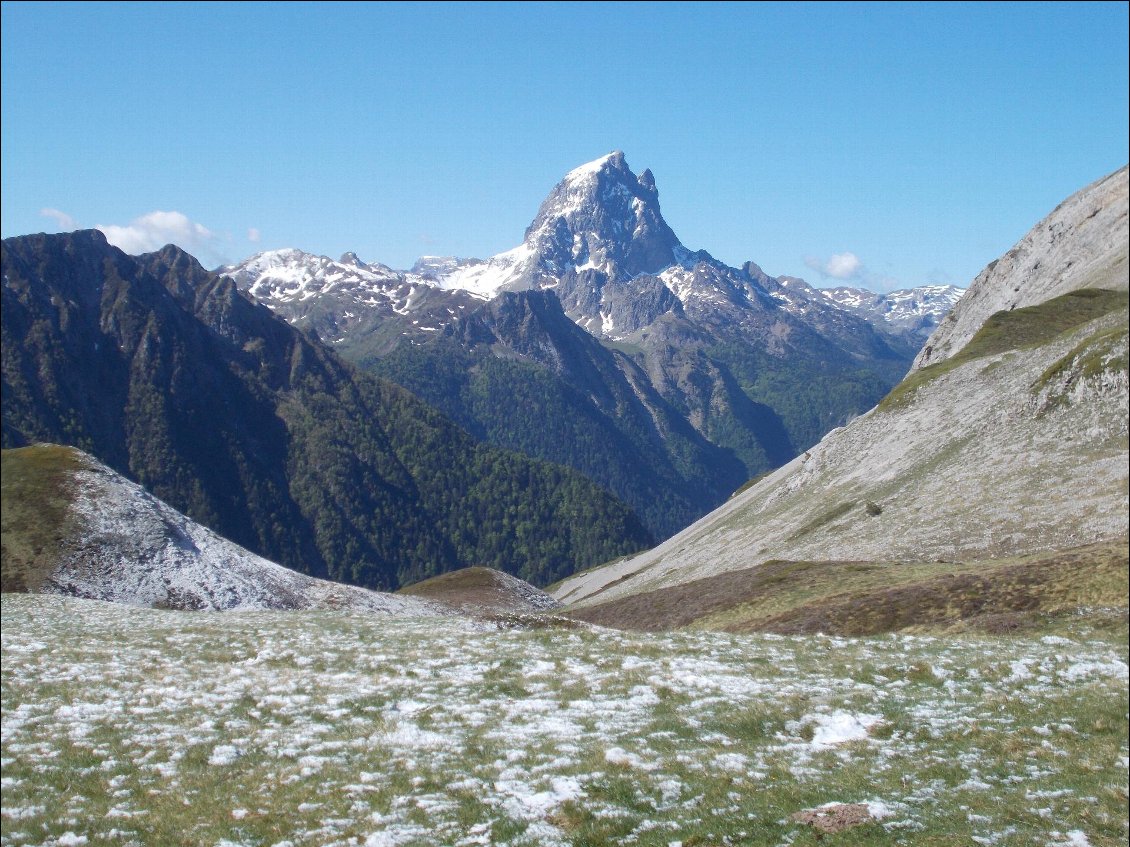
1, 231, 650, 588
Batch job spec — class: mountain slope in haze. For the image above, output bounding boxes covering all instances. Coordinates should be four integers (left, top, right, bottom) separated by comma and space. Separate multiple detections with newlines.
0, 444, 447, 613
554, 165, 1129, 615
819, 283, 965, 345
223, 153, 948, 539
1, 231, 651, 590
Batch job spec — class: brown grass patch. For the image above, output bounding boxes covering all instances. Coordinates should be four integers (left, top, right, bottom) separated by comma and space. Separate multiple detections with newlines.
564, 540, 1129, 636
398, 565, 558, 615
1, 444, 88, 592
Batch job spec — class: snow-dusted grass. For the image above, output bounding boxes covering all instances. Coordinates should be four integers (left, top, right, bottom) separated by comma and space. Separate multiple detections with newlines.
2, 596, 1127, 847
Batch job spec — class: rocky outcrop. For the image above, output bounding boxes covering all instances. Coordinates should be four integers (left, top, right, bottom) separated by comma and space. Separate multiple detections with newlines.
915, 166, 1128, 370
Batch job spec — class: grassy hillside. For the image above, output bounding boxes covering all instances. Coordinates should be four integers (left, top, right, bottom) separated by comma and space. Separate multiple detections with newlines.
565, 541, 1129, 636
881, 288, 1127, 410
0, 444, 85, 592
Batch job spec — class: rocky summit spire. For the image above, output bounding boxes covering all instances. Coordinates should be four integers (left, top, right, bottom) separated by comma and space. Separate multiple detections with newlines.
520, 151, 685, 281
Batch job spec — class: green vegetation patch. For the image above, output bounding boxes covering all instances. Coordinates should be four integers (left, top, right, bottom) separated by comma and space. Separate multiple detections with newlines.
0, 444, 87, 592
1031, 323, 1129, 408
880, 288, 1129, 410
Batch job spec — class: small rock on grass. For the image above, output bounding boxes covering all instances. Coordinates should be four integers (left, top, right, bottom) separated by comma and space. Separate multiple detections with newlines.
791, 802, 875, 834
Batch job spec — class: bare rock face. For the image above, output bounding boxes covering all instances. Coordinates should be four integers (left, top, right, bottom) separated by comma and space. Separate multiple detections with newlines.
915, 166, 1128, 370
520, 150, 684, 282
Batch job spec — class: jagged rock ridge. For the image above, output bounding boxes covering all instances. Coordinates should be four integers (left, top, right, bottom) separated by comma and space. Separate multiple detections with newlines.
222, 151, 961, 348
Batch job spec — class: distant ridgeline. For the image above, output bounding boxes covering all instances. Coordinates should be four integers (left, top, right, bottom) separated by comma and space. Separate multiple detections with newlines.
1, 230, 652, 589
221, 152, 963, 540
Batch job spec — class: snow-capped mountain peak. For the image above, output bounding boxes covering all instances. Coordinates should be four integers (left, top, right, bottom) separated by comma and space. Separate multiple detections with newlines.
218, 248, 401, 304
427, 151, 687, 302
220, 154, 965, 346
521, 150, 683, 281
562, 150, 627, 184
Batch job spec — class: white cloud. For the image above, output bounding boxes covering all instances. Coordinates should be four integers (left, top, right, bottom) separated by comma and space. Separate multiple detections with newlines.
247, 227, 261, 243
803, 251, 910, 293
825, 251, 863, 279
40, 207, 78, 231
805, 251, 863, 280
97, 211, 229, 267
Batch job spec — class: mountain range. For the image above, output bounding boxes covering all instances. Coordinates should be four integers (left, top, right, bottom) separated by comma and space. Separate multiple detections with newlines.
221, 152, 962, 538
2, 156, 1124, 629
1, 231, 650, 590
554, 165, 1129, 630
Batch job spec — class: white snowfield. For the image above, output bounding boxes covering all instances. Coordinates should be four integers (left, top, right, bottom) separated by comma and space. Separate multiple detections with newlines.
433, 242, 536, 298
42, 449, 446, 615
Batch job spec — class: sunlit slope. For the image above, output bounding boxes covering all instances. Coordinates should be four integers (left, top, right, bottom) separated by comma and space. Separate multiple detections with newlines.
916, 165, 1128, 370
555, 169, 1129, 612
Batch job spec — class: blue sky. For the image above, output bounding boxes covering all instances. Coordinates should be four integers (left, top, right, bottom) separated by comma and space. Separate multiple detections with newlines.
2, 2, 1127, 291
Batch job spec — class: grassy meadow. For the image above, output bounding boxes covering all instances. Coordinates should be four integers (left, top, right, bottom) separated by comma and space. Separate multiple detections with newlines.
1, 595, 1126, 847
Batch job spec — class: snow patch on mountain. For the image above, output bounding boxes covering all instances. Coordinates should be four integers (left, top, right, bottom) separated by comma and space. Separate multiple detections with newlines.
219, 248, 410, 305
434, 242, 535, 298
220, 154, 964, 347
41, 448, 447, 615
819, 284, 966, 340
821, 284, 964, 318
564, 151, 621, 183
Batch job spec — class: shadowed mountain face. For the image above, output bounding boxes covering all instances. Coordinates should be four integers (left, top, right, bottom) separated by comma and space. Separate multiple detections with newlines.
2, 231, 652, 590
553, 165, 1129, 614
222, 153, 939, 540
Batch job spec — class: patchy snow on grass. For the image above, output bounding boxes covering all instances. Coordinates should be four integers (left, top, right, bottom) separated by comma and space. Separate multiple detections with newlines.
1, 595, 1126, 846
807, 710, 884, 747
